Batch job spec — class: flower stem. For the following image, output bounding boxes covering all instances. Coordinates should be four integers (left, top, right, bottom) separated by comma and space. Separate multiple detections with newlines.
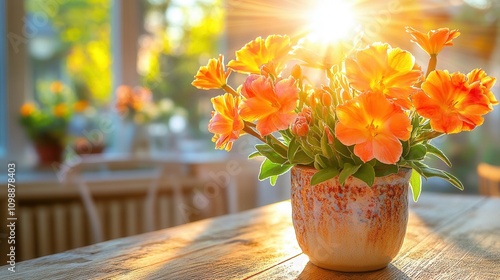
242, 121, 289, 154
416, 130, 443, 142
425, 54, 437, 78
243, 122, 265, 143
222, 84, 239, 97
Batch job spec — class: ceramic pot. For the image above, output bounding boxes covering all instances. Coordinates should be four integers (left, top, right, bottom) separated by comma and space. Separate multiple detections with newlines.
34, 140, 64, 165
290, 165, 411, 272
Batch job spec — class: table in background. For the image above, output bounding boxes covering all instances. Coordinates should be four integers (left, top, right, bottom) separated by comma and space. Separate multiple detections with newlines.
2, 192, 499, 279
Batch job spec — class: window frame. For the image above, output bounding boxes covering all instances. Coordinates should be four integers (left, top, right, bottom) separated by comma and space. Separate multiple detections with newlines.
0, 0, 6, 158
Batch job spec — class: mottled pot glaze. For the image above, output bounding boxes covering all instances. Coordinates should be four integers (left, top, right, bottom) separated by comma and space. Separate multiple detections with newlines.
291, 165, 411, 272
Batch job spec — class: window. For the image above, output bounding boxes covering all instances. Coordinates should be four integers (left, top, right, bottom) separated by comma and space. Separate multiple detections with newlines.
139, 0, 224, 140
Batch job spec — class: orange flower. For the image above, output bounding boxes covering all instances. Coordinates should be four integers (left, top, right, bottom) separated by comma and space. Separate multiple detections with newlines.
192, 54, 230, 90
227, 35, 292, 76
406, 27, 460, 56
20, 103, 37, 117
345, 43, 422, 109
414, 70, 493, 134
74, 100, 89, 113
115, 85, 152, 117
467, 68, 498, 106
50, 81, 64, 94
335, 91, 411, 164
115, 85, 133, 115
53, 103, 68, 117
208, 93, 244, 151
131, 87, 152, 111
239, 75, 299, 136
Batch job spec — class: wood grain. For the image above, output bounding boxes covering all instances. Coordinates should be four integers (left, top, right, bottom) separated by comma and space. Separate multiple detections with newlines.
1, 193, 499, 280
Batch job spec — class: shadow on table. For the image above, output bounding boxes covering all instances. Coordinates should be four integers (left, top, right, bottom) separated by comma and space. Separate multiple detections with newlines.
296, 263, 410, 279
410, 193, 498, 263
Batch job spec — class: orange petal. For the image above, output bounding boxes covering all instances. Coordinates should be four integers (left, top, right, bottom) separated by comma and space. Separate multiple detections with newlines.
372, 134, 403, 164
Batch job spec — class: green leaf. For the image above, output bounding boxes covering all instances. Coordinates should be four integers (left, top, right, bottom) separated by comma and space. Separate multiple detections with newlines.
334, 138, 351, 158
269, 175, 278, 186
311, 168, 339, 186
314, 154, 329, 170
320, 133, 334, 158
353, 163, 375, 187
264, 136, 288, 158
339, 163, 361, 185
292, 150, 314, 165
425, 143, 452, 167
373, 163, 399, 177
248, 151, 262, 159
407, 144, 427, 161
402, 140, 410, 157
258, 158, 293, 181
409, 169, 422, 202
288, 138, 314, 165
411, 162, 464, 191
287, 138, 300, 160
307, 136, 321, 147
255, 144, 287, 164
441, 170, 464, 190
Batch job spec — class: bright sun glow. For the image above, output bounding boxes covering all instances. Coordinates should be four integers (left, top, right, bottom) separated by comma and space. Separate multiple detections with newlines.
307, 0, 357, 42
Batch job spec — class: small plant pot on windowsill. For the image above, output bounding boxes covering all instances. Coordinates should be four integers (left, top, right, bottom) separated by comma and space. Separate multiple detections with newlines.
33, 139, 65, 166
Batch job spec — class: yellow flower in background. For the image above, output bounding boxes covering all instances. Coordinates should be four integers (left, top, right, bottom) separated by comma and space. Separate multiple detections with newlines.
50, 81, 65, 94
406, 27, 460, 56
20, 103, 37, 117
53, 103, 68, 117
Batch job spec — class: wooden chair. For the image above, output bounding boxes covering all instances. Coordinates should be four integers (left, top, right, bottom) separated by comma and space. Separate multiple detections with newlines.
477, 163, 500, 196
58, 155, 187, 243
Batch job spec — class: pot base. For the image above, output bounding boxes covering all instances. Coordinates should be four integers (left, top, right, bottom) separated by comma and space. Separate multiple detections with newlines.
309, 259, 388, 272
291, 165, 411, 272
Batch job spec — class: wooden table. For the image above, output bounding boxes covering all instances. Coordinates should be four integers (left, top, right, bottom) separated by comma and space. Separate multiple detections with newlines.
2, 192, 499, 279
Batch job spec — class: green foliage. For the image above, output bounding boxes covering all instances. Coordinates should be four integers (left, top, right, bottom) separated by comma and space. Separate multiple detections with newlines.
19, 81, 75, 143
26, 0, 112, 104
140, 0, 224, 133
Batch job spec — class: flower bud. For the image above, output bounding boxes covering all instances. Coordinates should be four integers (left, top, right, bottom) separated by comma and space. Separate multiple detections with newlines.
321, 91, 332, 107
292, 115, 309, 137
291, 64, 302, 80
324, 126, 335, 144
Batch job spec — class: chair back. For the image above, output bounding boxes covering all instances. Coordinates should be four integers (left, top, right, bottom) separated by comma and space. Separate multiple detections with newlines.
477, 163, 500, 196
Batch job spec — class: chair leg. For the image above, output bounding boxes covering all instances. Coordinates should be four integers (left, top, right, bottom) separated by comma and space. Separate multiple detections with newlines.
144, 169, 162, 232
75, 176, 104, 243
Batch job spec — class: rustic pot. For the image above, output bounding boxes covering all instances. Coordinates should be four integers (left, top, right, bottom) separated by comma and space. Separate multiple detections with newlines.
34, 140, 64, 166
291, 165, 411, 272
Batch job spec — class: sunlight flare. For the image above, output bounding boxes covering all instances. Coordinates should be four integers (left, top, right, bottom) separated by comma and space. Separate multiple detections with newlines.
306, 0, 357, 42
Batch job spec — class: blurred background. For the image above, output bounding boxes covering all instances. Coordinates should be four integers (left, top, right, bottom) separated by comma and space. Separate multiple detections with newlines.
0, 0, 499, 261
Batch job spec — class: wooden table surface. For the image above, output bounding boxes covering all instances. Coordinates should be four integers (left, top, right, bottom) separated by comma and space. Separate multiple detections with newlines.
2, 192, 499, 279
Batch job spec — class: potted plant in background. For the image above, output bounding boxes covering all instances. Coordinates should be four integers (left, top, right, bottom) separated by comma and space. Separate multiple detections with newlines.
19, 81, 76, 166
192, 27, 498, 271
70, 100, 107, 156
114, 85, 154, 154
